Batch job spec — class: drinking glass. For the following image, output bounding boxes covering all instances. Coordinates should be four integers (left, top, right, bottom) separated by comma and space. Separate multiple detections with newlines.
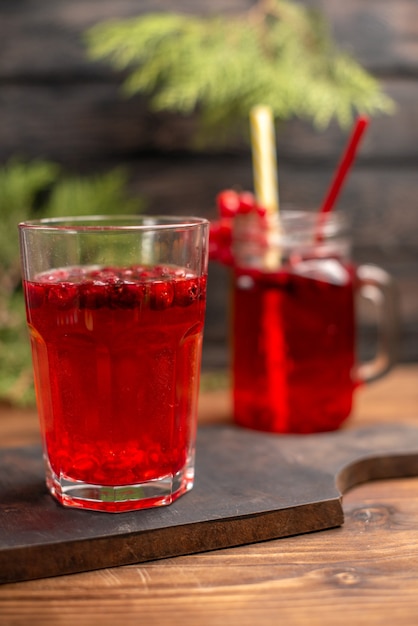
19, 215, 209, 512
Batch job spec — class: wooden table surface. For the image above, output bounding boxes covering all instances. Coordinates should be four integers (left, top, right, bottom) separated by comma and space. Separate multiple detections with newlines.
0, 364, 418, 626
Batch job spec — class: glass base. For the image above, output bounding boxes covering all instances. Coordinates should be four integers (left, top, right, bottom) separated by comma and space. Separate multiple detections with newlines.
45, 461, 194, 513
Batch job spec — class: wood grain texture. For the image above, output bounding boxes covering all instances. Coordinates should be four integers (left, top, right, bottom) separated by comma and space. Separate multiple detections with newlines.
3, 422, 418, 584
1, 78, 418, 162
304, 0, 418, 72
1, 0, 418, 162
1, 0, 417, 75
0, 366, 417, 624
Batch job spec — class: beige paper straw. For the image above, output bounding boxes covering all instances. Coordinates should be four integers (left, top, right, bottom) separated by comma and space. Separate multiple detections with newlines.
250, 105, 281, 268
250, 105, 279, 216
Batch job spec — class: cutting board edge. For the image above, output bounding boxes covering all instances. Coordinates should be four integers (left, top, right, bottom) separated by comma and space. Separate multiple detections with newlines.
336, 451, 418, 494
0, 498, 344, 585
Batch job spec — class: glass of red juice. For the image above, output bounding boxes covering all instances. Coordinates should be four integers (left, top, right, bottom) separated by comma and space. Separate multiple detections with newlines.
231, 210, 398, 434
19, 215, 209, 512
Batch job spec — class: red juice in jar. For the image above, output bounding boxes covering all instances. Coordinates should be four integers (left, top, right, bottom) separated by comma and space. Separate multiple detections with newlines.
212, 193, 396, 435
24, 264, 207, 511
232, 260, 357, 433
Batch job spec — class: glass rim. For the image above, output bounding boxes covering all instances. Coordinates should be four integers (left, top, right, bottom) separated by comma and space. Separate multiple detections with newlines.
18, 214, 209, 232
233, 210, 350, 244
265, 209, 349, 225
278, 209, 348, 237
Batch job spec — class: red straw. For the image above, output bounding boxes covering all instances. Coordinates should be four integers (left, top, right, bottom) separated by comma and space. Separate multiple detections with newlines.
319, 116, 369, 214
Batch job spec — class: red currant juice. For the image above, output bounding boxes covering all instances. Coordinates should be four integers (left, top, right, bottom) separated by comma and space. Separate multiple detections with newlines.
24, 265, 207, 511
232, 262, 357, 433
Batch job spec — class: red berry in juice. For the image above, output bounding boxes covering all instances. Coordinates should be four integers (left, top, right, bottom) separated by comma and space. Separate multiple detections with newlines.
232, 262, 357, 433
23, 265, 207, 510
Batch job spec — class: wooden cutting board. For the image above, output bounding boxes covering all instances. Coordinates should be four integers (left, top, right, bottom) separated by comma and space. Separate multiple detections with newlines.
1, 423, 418, 584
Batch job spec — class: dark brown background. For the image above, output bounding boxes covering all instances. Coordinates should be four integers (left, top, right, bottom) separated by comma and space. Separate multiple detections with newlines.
1, 0, 417, 368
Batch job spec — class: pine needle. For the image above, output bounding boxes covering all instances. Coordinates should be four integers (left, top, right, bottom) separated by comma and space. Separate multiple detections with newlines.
85, 0, 395, 144
0, 160, 143, 405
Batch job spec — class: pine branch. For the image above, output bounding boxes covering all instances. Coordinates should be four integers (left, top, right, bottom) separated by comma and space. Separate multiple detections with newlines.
85, 0, 395, 144
44, 168, 141, 218
0, 160, 143, 405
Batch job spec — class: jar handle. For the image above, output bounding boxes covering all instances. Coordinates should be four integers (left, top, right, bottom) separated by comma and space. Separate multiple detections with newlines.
355, 264, 398, 383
